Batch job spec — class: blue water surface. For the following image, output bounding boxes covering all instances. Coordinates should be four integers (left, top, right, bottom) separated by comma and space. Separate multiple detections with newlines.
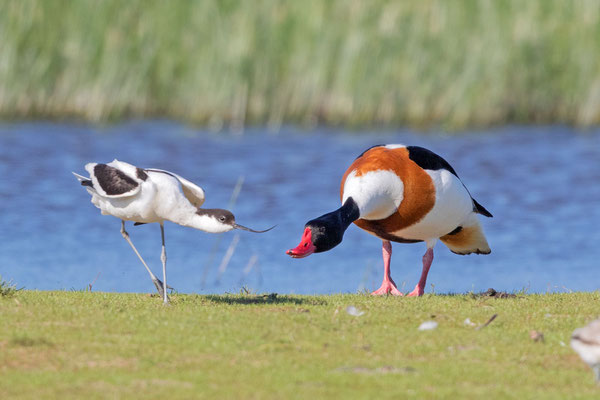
0, 122, 598, 295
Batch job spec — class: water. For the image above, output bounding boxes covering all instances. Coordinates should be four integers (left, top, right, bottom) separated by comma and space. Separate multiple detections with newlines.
1, 122, 599, 295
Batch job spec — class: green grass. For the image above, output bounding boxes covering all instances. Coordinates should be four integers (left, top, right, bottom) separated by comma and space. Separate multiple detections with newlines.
1, 290, 599, 399
0, 275, 20, 297
1, 0, 600, 130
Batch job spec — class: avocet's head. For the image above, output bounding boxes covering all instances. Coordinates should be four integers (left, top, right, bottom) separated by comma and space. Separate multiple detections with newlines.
286, 218, 344, 258
196, 209, 274, 234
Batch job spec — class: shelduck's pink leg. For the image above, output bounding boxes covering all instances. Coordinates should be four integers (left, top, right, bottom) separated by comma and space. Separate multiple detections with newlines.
407, 247, 434, 297
371, 241, 403, 296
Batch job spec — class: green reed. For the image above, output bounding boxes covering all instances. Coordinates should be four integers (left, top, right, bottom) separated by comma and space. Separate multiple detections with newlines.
1, 0, 599, 130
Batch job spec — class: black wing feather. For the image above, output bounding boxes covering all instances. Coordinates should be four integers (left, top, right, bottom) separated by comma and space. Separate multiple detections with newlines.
473, 199, 493, 218
93, 164, 139, 195
406, 146, 493, 218
406, 146, 459, 177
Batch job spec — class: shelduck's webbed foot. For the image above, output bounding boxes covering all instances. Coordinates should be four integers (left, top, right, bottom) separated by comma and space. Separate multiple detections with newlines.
406, 285, 425, 297
371, 280, 403, 296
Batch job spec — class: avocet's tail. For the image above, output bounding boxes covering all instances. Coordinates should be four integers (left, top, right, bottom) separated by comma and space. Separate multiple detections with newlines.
72, 172, 93, 188
72, 171, 88, 181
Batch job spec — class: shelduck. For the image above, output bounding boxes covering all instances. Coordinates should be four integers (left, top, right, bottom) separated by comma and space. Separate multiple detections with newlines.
287, 145, 492, 296
73, 159, 273, 303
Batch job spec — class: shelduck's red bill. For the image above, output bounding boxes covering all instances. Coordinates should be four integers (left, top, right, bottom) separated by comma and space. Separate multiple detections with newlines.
286, 227, 316, 258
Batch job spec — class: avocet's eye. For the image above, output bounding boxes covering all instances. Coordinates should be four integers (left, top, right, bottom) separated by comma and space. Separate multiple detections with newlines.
219, 216, 226, 222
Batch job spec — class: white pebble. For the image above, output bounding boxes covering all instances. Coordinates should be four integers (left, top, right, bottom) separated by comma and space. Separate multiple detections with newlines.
345, 306, 365, 317
418, 321, 438, 331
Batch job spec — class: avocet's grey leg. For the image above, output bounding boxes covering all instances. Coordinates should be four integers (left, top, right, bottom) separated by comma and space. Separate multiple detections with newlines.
120, 220, 166, 299
160, 222, 169, 304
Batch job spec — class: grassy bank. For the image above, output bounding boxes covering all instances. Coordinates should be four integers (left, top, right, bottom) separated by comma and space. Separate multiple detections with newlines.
1, 290, 599, 399
1, 0, 600, 130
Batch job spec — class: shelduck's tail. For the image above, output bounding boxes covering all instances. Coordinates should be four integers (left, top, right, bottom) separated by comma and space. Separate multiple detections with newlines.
440, 216, 491, 255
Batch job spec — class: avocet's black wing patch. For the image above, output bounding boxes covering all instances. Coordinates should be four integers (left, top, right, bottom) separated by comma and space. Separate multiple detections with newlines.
406, 146, 459, 177
93, 164, 139, 196
136, 168, 148, 181
473, 199, 493, 218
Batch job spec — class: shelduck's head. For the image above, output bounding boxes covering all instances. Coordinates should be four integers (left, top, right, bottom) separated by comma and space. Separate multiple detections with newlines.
287, 198, 360, 258
286, 215, 347, 258
196, 209, 275, 234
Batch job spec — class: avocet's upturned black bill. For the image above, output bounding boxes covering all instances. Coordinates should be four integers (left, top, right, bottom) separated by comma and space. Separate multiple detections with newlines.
73, 159, 274, 304
233, 224, 275, 233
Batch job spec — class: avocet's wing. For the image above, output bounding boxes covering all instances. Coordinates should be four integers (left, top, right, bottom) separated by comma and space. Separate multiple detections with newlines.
84, 160, 144, 198
145, 168, 205, 207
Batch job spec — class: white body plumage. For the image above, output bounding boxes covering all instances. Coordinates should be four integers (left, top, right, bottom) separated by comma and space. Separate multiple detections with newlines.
79, 160, 234, 233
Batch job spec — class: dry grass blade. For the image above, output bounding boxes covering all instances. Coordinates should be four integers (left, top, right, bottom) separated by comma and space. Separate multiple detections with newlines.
476, 314, 498, 330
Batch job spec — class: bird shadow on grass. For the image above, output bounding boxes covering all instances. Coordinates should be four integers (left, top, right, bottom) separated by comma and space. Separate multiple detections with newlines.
204, 293, 327, 306
433, 288, 520, 299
